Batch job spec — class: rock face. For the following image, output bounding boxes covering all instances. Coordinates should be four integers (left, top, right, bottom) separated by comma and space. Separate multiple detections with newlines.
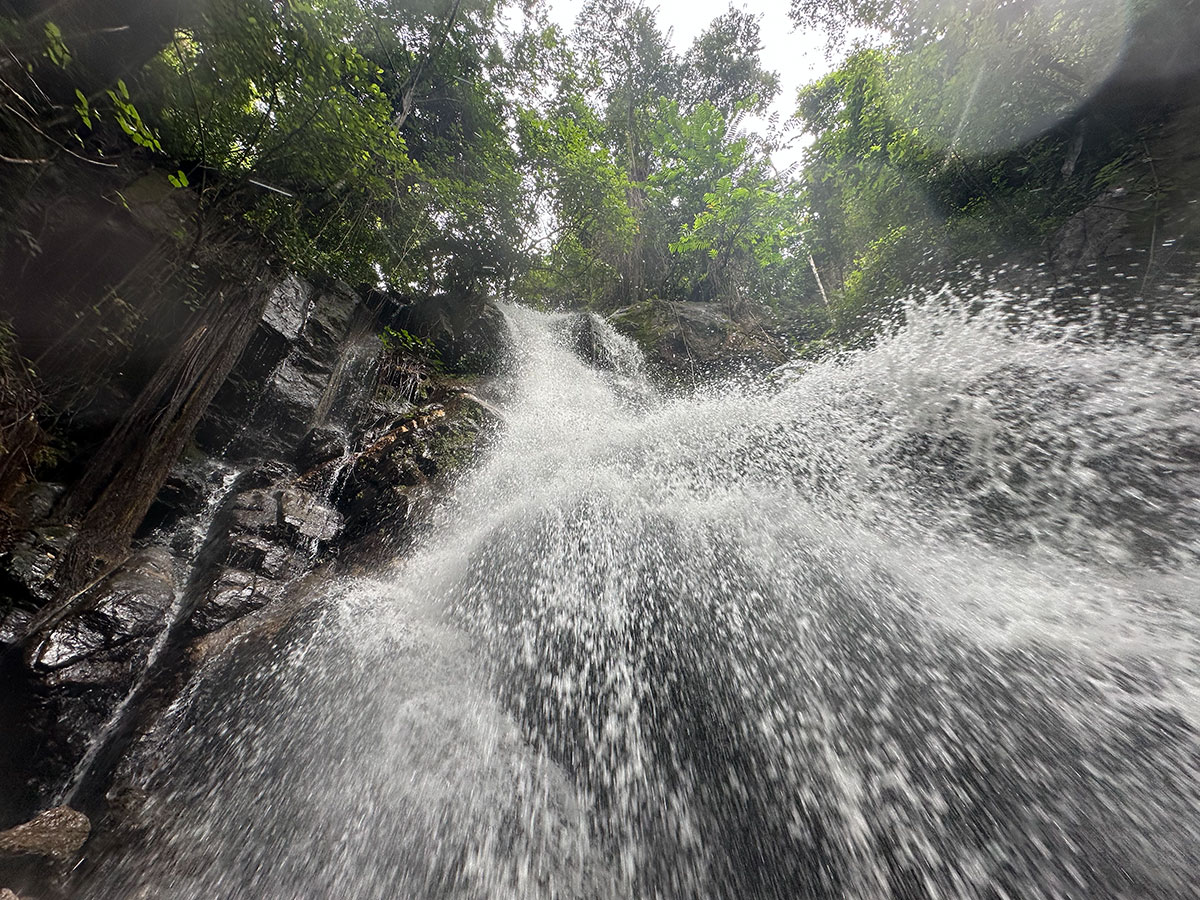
0, 549, 177, 817
2, 527, 76, 606
196, 280, 366, 459
608, 300, 785, 385
0, 264, 509, 876
338, 393, 497, 550
186, 462, 344, 635
559, 313, 620, 371
26, 549, 176, 686
295, 426, 349, 474
0, 808, 89, 863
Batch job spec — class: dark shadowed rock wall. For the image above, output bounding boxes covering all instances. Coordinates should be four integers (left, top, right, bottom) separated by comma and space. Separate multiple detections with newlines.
0, 165, 506, 895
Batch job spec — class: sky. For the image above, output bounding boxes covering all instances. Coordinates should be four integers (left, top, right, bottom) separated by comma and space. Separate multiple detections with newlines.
541, 0, 847, 169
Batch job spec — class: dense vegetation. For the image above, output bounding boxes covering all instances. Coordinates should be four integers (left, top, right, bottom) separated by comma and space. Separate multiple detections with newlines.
3, 0, 1195, 335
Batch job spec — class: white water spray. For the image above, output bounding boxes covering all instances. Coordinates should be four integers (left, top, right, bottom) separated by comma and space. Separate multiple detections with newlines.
83, 298, 1200, 899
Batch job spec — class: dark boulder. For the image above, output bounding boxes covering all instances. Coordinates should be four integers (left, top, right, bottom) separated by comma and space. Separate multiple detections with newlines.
187, 463, 343, 635
559, 313, 613, 370
205, 472, 343, 560
261, 355, 332, 446
9, 484, 65, 526
189, 569, 289, 635
198, 281, 374, 460
0, 550, 174, 819
279, 489, 342, 545
609, 300, 784, 386
396, 295, 508, 375
139, 456, 223, 541
260, 275, 313, 342
3, 525, 78, 606
339, 395, 497, 546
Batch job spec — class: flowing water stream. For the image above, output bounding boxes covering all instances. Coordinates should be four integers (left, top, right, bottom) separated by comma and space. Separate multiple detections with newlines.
81, 299, 1200, 899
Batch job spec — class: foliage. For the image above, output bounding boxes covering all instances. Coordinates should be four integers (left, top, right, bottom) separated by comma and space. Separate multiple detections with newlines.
379, 325, 443, 403
139, 0, 460, 287
4, 0, 824, 332
381, 326, 442, 369
653, 100, 806, 309
106, 79, 163, 152
516, 0, 815, 320
42, 21, 70, 68
788, 0, 1187, 335
0, 16, 170, 181
0, 0, 538, 293
680, 7, 779, 118
6, 0, 1183, 359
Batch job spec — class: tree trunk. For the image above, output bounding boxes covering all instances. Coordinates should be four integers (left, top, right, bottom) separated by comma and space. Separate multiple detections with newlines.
51, 254, 274, 596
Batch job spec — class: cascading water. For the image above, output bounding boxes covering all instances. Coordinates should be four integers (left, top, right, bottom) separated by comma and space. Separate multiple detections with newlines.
80, 299, 1200, 899
54, 461, 243, 809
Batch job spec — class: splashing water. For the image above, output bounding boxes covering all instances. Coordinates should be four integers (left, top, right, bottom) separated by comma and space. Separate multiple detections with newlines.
82, 299, 1200, 899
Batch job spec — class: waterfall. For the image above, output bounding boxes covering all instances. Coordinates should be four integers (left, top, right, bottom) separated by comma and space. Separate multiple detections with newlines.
80, 299, 1200, 899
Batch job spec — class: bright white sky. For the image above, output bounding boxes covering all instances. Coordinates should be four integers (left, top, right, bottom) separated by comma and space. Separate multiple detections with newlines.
542, 0, 846, 170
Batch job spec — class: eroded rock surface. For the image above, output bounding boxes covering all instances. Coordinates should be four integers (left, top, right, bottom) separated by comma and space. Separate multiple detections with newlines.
0, 807, 89, 862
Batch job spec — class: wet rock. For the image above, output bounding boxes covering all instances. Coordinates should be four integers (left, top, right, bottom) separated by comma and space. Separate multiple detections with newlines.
28, 548, 176, 684
2, 549, 177, 798
141, 457, 217, 539
0, 607, 33, 646
155, 468, 208, 519
609, 300, 782, 385
261, 275, 313, 341
194, 325, 293, 455
246, 285, 365, 454
556, 312, 645, 376
266, 356, 330, 441
1051, 187, 1138, 273
339, 395, 495, 543
10, 483, 65, 524
223, 487, 281, 537
3, 525, 77, 604
295, 426, 348, 473
190, 569, 287, 634
279, 490, 342, 544
302, 284, 360, 366
560, 313, 611, 369
230, 460, 296, 493
188, 462, 343, 634
0, 806, 89, 862
199, 280, 370, 460
224, 535, 293, 579
342, 484, 412, 542
209, 471, 342, 556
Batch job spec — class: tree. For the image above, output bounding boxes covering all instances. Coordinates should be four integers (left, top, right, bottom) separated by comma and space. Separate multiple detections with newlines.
518, 0, 808, 317
681, 7, 779, 118
137, 0, 532, 294
651, 101, 805, 312
571, 0, 679, 303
